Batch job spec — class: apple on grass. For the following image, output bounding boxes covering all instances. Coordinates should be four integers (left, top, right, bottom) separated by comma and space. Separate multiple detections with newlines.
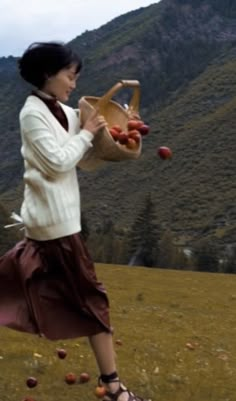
65, 372, 77, 384
79, 372, 90, 383
95, 386, 107, 398
26, 377, 38, 388
158, 146, 172, 160
57, 348, 67, 359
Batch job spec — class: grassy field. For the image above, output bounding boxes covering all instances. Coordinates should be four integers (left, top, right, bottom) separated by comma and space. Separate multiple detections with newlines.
0, 264, 235, 401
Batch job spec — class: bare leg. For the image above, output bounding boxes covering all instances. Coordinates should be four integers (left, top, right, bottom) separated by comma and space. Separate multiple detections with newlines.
89, 332, 129, 401
89, 331, 116, 374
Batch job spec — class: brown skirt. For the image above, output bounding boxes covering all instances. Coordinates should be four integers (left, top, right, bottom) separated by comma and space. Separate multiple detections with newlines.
0, 233, 111, 340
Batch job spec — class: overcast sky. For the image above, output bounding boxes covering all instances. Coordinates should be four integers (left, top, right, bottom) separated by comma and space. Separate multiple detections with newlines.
0, 0, 160, 57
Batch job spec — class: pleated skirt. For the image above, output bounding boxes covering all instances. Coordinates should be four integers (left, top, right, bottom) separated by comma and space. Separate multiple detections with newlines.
0, 233, 111, 340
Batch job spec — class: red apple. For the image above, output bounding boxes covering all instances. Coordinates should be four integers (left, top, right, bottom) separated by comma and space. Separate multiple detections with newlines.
26, 377, 38, 388
65, 372, 77, 384
57, 348, 67, 359
127, 120, 144, 131
118, 132, 129, 144
79, 372, 90, 383
111, 124, 122, 133
109, 128, 120, 141
138, 124, 150, 136
126, 137, 138, 150
158, 146, 172, 160
128, 129, 141, 143
95, 386, 107, 398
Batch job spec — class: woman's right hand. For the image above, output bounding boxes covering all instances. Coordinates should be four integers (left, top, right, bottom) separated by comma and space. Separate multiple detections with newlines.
82, 109, 107, 136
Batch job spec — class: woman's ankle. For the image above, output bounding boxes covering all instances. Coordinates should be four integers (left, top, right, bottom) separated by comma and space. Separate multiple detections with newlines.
99, 371, 120, 393
100, 371, 119, 383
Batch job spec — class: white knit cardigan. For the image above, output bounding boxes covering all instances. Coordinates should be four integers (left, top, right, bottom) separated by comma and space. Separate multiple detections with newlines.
18, 95, 94, 240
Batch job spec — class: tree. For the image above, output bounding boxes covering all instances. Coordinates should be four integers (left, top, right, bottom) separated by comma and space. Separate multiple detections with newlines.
127, 193, 161, 267
193, 239, 219, 273
223, 246, 236, 274
101, 218, 116, 263
86, 218, 119, 264
158, 229, 189, 269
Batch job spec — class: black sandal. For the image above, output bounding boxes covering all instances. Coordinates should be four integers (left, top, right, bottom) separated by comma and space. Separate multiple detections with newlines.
98, 373, 149, 401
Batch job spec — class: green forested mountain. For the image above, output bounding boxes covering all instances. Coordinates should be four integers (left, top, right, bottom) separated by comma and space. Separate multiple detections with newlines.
0, 0, 236, 258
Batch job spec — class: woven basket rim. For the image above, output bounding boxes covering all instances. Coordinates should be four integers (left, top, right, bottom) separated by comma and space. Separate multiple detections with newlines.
80, 95, 129, 117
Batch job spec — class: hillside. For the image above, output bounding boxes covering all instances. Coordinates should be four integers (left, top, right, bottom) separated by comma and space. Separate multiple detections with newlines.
77, 50, 236, 248
0, 0, 236, 253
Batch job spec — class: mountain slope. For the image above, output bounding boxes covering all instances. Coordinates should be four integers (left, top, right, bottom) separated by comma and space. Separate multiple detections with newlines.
75, 48, 236, 247
0, 0, 236, 250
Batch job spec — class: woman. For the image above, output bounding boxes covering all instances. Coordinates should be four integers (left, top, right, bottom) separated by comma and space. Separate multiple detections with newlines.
0, 42, 147, 401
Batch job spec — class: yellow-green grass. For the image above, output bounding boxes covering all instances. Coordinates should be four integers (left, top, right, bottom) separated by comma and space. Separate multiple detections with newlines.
0, 265, 235, 401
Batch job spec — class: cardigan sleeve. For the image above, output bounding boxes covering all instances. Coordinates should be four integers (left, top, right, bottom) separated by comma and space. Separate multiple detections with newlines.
20, 112, 94, 177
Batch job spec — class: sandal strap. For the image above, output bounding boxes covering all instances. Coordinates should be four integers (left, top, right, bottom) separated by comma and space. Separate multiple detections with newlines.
98, 375, 120, 386
100, 372, 118, 383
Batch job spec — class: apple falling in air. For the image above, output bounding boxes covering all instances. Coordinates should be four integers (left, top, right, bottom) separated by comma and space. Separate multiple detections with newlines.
158, 146, 172, 160
26, 377, 38, 388
57, 348, 67, 359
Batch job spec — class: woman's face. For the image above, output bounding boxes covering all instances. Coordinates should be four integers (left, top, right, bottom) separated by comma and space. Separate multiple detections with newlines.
41, 64, 79, 102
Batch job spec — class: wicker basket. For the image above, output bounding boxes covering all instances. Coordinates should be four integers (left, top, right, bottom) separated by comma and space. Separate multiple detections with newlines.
78, 80, 141, 171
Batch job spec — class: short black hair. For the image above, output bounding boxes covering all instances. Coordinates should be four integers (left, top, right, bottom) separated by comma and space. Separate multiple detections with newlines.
18, 41, 83, 88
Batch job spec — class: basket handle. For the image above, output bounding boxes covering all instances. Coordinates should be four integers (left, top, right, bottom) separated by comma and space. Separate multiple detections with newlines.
96, 80, 140, 113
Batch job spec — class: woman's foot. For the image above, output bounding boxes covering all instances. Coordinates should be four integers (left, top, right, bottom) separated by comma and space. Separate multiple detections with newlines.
98, 376, 148, 401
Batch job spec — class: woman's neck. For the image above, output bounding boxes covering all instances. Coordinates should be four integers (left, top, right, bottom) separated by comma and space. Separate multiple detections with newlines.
34, 89, 57, 100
